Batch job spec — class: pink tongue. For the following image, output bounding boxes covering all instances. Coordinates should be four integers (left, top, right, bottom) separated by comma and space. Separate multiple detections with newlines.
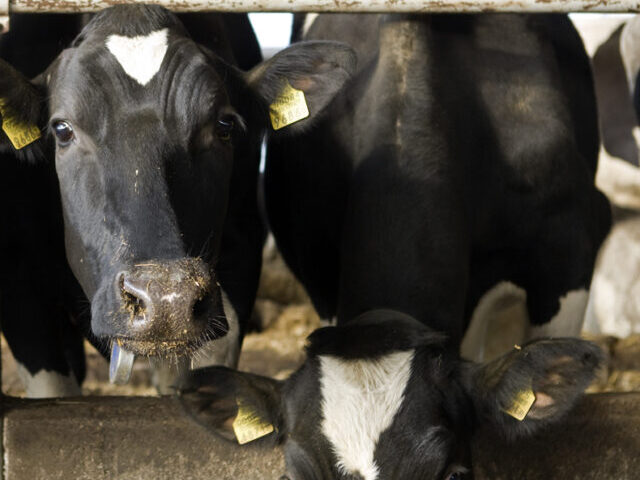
109, 341, 135, 385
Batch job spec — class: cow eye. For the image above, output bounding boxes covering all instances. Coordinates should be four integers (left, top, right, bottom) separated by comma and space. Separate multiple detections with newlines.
443, 466, 469, 480
447, 471, 469, 480
52, 121, 75, 146
216, 117, 234, 142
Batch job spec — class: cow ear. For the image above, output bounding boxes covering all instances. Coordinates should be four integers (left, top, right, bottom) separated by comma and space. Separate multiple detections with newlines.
179, 366, 284, 446
0, 59, 48, 162
245, 40, 356, 133
464, 338, 602, 440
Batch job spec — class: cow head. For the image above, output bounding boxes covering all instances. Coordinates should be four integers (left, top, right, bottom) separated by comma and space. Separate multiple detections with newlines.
180, 310, 602, 480
0, 5, 355, 379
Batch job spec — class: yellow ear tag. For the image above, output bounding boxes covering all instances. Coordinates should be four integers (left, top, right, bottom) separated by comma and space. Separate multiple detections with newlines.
0, 99, 41, 150
232, 399, 275, 445
269, 80, 309, 131
503, 388, 536, 421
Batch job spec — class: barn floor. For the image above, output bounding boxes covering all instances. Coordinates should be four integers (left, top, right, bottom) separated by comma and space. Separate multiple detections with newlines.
2, 240, 639, 396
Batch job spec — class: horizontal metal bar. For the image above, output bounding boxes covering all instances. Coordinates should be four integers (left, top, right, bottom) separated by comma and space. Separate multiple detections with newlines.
7, 0, 640, 14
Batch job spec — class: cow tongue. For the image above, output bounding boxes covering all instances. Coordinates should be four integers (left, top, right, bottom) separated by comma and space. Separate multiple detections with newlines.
109, 340, 135, 385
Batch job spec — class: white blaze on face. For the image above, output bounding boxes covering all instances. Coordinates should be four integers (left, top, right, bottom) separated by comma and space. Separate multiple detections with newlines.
319, 350, 414, 480
106, 28, 169, 86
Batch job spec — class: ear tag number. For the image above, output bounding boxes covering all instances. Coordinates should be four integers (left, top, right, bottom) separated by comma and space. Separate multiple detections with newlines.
269, 80, 309, 131
232, 398, 274, 445
503, 388, 536, 421
0, 99, 41, 150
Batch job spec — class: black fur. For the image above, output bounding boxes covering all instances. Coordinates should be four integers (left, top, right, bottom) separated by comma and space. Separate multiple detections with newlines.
266, 14, 611, 340
0, 13, 90, 391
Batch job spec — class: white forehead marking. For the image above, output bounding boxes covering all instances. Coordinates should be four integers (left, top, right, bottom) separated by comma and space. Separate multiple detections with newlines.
319, 350, 414, 480
106, 28, 169, 86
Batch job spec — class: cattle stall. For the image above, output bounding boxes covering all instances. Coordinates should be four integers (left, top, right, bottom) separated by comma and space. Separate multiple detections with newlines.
1, 1, 640, 479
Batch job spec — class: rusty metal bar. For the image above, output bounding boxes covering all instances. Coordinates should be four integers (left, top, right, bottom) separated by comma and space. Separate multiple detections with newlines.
7, 0, 640, 13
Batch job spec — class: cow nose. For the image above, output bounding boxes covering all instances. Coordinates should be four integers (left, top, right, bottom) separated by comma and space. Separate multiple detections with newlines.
116, 258, 212, 340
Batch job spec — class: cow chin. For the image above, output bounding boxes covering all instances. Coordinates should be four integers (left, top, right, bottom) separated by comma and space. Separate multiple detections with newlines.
115, 337, 202, 358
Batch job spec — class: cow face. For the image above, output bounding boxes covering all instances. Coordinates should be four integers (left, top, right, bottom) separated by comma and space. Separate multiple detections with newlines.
0, 5, 355, 369
181, 310, 602, 480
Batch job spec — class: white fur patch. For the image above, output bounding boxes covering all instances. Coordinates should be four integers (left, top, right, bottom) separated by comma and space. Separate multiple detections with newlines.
596, 148, 640, 210
319, 350, 414, 480
106, 29, 168, 86
461, 281, 527, 362
16, 364, 81, 398
528, 289, 589, 339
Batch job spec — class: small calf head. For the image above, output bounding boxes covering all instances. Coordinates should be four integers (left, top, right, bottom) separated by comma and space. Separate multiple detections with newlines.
180, 310, 602, 480
0, 5, 356, 358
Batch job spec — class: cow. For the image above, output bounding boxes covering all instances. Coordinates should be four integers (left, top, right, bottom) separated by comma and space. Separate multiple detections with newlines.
577, 15, 640, 336
591, 20, 640, 167
182, 311, 602, 480
0, 10, 264, 396
0, 4, 356, 394
0, 13, 91, 397
180, 13, 610, 479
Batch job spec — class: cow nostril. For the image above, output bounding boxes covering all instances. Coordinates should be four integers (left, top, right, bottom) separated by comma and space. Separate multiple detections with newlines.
118, 273, 148, 321
123, 290, 147, 319
192, 294, 209, 320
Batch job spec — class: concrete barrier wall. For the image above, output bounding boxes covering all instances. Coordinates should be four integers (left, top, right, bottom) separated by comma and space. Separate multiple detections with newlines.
473, 393, 640, 479
3, 393, 639, 479
3, 396, 284, 480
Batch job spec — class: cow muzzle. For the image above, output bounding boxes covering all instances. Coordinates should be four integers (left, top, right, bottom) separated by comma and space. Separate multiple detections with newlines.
109, 258, 218, 384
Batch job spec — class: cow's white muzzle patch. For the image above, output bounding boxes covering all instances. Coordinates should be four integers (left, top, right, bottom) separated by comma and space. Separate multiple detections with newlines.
106, 28, 169, 86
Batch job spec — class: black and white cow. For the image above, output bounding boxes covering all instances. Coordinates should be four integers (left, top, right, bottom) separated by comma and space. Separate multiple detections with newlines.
0, 5, 356, 392
182, 310, 602, 480
0, 13, 90, 397
267, 14, 610, 348
591, 16, 640, 167
181, 13, 610, 479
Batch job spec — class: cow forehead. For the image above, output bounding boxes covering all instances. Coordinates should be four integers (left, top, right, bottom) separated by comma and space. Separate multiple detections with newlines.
50, 33, 223, 135
318, 350, 414, 480
105, 28, 169, 86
